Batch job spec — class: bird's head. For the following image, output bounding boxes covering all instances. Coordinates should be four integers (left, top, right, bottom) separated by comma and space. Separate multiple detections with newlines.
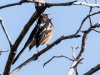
42, 14, 49, 21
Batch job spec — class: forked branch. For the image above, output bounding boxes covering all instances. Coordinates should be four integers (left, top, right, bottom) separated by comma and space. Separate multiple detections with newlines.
0, 18, 13, 46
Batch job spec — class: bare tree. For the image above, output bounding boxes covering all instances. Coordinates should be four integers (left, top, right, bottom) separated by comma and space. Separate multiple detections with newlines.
0, 0, 100, 75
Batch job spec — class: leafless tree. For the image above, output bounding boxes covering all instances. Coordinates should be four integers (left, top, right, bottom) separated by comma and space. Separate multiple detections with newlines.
0, 0, 100, 75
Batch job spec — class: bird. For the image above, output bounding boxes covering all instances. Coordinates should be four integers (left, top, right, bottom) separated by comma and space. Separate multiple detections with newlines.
12, 14, 54, 64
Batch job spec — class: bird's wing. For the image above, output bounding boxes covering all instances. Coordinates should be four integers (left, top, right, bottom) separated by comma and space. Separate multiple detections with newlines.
24, 15, 44, 49
36, 20, 54, 47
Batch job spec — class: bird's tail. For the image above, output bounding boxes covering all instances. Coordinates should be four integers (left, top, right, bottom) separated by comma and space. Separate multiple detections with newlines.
12, 46, 27, 65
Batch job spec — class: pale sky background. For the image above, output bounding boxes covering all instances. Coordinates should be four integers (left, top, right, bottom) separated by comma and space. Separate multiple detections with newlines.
0, 0, 100, 75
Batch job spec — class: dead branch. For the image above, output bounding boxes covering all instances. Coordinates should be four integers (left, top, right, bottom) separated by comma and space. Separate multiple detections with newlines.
0, 0, 76, 9
76, 21, 100, 60
0, 18, 13, 46
43, 55, 74, 68
1, 1, 100, 9
67, 22, 100, 75
84, 64, 100, 75
10, 34, 80, 75
0, 1, 26, 9
73, 2, 100, 8
75, 68, 79, 75
71, 47, 76, 59
75, 10, 100, 35
43, 47, 82, 68
89, 7, 92, 27
0, 50, 9, 55
92, 29, 100, 33
3, 5, 46, 75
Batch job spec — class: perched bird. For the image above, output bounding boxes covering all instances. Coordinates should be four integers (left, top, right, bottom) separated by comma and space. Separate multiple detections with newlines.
12, 14, 54, 64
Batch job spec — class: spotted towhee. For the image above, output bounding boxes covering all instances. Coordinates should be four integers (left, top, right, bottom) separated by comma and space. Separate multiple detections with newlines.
12, 14, 54, 64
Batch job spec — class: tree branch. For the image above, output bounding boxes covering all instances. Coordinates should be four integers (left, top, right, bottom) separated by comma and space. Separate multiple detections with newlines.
67, 21, 100, 75
3, 5, 47, 75
0, 18, 13, 46
46, 0, 77, 7
10, 34, 80, 75
76, 22, 100, 60
89, 7, 92, 27
75, 68, 79, 75
0, 1, 26, 9
73, 2, 100, 8
92, 28, 100, 33
75, 10, 100, 35
84, 64, 100, 75
0, 50, 9, 55
43, 55, 74, 68
0, 0, 77, 9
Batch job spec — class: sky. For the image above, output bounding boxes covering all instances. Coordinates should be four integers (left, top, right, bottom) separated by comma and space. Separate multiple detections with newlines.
0, 0, 100, 75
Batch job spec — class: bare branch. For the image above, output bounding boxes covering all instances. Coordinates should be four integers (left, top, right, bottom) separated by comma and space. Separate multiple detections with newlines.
46, 0, 77, 7
0, 0, 76, 9
43, 55, 74, 67
84, 64, 100, 75
92, 28, 100, 33
71, 46, 80, 59
1, 0, 100, 10
76, 22, 100, 60
67, 22, 100, 75
22, 0, 45, 3
0, 1, 26, 9
0, 50, 9, 55
43, 46, 82, 68
75, 10, 100, 35
0, 18, 13, 46
3, 5, 47, 75
71, 47, 76, 59
75, 68, 79, 75
10, 34, 80, 75
89, 7, 92, 27
73, 2, 100, 8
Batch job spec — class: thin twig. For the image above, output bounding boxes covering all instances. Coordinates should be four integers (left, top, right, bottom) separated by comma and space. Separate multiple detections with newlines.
73, 2, 100, 8
75, 10, 100, 35
71, 47, 76, 59
92, 29, 100, 33
75, 46, 80, 49
89, 7, 92, 27
0, 0, 77, 9
0, 50, 9, 55
0, 18, 13, 46
67, 22, 100, 75
76, 22, 100, 60
84, 64, 100, 75
1, 1, 100, 9
0, 1, 26, 9
43, 55, 74, 67
75, 68, 79, 75
10, 34, 80, 75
